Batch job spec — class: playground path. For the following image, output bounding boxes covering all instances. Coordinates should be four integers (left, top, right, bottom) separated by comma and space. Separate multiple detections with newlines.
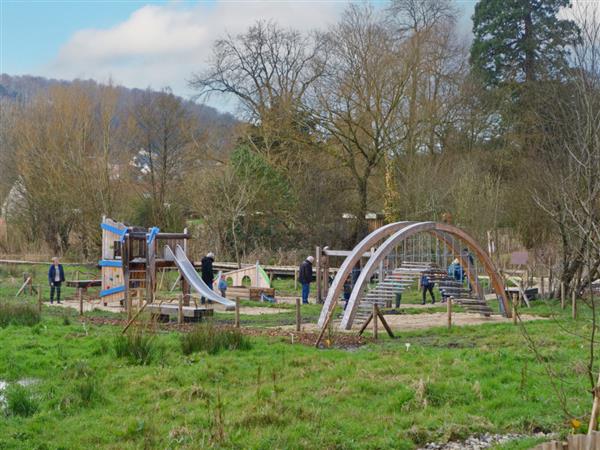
47, 299, 288, 316
278, 312, 546, 333
379, 311, 545, 330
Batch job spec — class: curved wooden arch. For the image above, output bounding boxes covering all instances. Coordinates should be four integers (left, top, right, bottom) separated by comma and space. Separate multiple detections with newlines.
429, 230, 482, 298
325, 222, 510, 329
316, 221, 415, 328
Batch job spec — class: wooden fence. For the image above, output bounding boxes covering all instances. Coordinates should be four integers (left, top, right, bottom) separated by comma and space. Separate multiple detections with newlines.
532, 431, 600, 450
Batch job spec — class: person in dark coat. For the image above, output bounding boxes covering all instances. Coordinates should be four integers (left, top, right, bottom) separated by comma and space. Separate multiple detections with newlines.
420, 273, 435, 305
298, 256, 314, 304
48, 257, 65, 304
200, 252, 215, 304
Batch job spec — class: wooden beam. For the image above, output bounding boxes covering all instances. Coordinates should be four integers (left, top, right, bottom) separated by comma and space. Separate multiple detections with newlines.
372, 303, 378, 340
375, 305, 394, 338
296, 298, 301, 332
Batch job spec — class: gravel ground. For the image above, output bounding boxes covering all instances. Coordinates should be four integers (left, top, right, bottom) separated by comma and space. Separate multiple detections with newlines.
418, 432, 553, 449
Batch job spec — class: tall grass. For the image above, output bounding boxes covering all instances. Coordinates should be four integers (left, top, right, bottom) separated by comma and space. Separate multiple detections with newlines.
180, 322, 252, 355
0, 302, 41, 328
5, 384, 38, 417
113, 329, 162, 365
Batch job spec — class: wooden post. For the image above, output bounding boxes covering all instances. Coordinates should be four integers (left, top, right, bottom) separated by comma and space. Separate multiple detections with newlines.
572, 289, 577, 320
181, 277, 190, 307
322, 250, 330, 299
372, 303, 378, 340
512, 293, 518, 325
447, 297, 452, 329
126, 294, 132, 321
588, 371, 600, 433
561, 282, 565, 309
37, 286, 42, 314
315, 246, 322, 304
78, 288, 83, 316
294, 268, 298, 291
178, 294, 183, 325
235, 297, 240, 328
295, 298, 301, 332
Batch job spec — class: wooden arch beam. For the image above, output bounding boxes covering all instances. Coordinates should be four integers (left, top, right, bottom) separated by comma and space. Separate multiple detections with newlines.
337, 222, 510, 331
430, 230, 482, 298
435, 223, 510, 316
316, 221, 415, 329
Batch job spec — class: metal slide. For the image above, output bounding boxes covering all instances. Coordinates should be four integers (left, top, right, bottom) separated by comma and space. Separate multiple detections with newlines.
165, 245, 236, 310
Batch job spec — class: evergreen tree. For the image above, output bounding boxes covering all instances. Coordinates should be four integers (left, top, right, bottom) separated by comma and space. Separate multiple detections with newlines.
470, 0, 579, 85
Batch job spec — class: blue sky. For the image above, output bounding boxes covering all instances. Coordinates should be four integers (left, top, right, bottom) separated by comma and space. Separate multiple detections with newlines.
1, 0, 476, 112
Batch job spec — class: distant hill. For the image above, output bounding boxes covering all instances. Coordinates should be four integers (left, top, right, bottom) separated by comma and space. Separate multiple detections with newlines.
0, 73, 238, 128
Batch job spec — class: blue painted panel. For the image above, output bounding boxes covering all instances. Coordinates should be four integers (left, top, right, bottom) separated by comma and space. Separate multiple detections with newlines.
99, 260, 123, 268
147, 227, 160, 244
99, 285, 125, 297
101, 222, 127, 236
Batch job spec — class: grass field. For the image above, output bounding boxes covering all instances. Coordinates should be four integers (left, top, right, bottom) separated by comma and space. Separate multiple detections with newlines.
0, 264, 594, 449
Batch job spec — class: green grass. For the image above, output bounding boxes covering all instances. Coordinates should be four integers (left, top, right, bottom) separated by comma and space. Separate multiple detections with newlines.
114, 329, 164, 365
0, 267, 593, 449
0, 301, 41, 327
4, 383, 38, 417
180, 322, 252, 355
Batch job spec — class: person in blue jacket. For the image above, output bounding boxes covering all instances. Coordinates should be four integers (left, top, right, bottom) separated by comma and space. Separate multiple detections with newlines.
48, 257, 65, 304
448, 258, 464, 283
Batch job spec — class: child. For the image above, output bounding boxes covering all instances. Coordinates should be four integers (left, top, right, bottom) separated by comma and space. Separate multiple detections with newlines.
218, 274, 228, 298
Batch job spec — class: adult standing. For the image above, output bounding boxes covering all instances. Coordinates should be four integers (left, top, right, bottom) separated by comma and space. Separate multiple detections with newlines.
48, 257, 65, 304
200, 252, 215, 305
420, 273, 435, 305
298, 256, 314, 305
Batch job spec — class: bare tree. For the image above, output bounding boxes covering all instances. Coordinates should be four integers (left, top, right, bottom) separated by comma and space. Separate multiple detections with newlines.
308, 4, 412, 240
129, 88, 194, 229
190, 20, 326, 167
527, 4, 600, 426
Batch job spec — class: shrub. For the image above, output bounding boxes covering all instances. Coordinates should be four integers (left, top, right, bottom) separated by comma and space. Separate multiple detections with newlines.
114, 330, 161, 365
5, 384, 38, 417
181, 323, 252, 355
0, 302, 41, 328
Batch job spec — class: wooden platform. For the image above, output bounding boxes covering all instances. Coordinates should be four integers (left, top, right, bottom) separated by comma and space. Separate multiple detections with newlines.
66, 280, 101, 288
146, 304, 214, 323
227, 286, 276, 301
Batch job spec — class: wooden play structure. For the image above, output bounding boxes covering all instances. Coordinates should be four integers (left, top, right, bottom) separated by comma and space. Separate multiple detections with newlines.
100, 217, 234, 322
316, 221, 510, 345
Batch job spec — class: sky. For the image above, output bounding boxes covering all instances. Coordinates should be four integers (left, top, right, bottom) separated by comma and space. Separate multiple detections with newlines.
0, 0, 477, 113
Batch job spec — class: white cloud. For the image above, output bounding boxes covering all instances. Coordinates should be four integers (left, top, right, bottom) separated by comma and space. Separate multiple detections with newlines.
43, 1, 345, 111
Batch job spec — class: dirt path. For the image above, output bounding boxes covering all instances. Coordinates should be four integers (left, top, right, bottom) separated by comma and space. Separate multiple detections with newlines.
47, 299, 288, 316
277, 312, 545, 333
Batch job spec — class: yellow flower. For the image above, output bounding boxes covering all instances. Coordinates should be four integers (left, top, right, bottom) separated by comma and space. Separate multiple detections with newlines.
571, 418, 581, 429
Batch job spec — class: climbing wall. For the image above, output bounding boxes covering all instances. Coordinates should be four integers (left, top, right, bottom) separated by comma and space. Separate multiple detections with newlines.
100, 217, 127, 304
